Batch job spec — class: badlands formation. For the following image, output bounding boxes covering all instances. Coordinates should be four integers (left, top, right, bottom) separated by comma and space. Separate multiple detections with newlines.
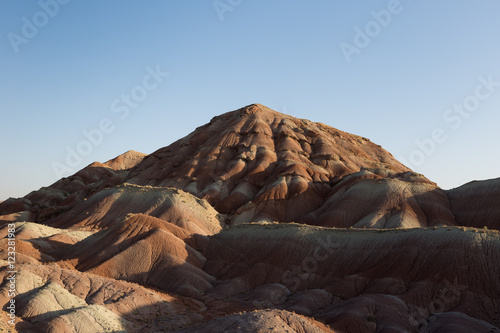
1, 104, 499, 332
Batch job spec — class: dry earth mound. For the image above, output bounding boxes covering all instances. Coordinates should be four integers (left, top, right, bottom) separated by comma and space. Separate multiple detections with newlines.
3, 104, 500, 230
0, 260, 201, 332
57, 213, 216, 298
0, 150, 146, 226
447, 178, 500, 230
42, 183, 224, 234
125, 104, 417, 222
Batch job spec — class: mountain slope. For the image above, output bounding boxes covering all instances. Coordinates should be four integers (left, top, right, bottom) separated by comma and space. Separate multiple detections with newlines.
447, 178, 500, 230
126, 104, 413, 218
1, 103, 500, 331
1, 104, 464, 230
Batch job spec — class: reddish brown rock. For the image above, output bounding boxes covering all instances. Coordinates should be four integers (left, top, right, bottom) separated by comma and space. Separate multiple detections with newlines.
125, 104, 413, 222
1, 104, 500, 332
57, 213, 217, 298
201, 223, 500, 332
447, 178, 500, 230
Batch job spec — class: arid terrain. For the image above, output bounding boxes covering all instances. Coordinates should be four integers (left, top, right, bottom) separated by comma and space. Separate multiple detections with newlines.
1, 104, 499, 332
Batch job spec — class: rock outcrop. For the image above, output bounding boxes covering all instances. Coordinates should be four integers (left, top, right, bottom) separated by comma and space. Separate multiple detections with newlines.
1, 104, 499, 332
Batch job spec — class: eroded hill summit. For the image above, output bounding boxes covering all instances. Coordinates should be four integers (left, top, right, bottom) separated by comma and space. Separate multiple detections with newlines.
2, 104, 466, 229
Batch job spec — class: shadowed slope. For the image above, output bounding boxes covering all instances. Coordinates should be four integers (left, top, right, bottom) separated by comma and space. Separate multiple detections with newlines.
0, 260, 197, 332
201, 223, 500, 332
177, 309, 336, 333
447, 178, 500, 230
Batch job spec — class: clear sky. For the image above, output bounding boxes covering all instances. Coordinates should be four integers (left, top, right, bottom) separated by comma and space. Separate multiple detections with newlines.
1, 0, 500, 201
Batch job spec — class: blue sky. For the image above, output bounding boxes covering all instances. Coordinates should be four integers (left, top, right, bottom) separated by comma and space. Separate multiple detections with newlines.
1, 0, 500, 201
